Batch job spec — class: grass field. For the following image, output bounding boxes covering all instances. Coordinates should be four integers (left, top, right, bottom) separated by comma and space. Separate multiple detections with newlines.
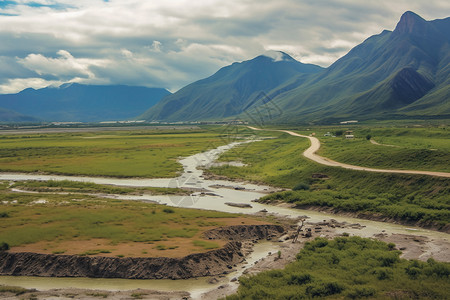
11, 180, 188, 195
0, 127, 230, 178
312, 126, 450, 172
227, 236, 450, 299
0, 182, 269, 258
208, 128, 450, 227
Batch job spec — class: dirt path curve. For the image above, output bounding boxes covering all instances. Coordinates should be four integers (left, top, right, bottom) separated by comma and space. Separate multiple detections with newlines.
369, 139, 400, 147
248, 126, 450, 178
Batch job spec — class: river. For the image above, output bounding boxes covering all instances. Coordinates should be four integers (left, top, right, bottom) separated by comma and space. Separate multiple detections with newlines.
0, 139, 448, 298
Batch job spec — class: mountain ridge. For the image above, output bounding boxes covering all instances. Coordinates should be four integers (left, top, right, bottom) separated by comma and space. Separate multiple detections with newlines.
0, 83, 171, 122
140, 11, 449, 124
139, 51, 324, 121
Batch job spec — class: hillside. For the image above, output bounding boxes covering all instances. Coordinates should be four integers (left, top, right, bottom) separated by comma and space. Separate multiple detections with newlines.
0, 83, 171, 122
0, 107, 37, 123
249, 11, 450, 123
139, 51, 323, 122
141, 12, 450, 124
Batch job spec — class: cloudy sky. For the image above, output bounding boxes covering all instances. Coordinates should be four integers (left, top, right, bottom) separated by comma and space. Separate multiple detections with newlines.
0, 0, 449, 94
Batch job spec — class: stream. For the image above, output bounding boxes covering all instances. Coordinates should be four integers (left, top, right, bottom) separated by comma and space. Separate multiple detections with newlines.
0, 139, 449, 298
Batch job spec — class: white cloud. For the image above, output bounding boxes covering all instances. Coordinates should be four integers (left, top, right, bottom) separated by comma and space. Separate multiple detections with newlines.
0, 78, 63, 94
0, 0, 449, 93
18, 50, 106, 81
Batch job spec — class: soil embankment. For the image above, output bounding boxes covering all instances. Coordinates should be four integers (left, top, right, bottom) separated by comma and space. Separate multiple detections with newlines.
290, 204, 450, 233
0, 224, 284, 279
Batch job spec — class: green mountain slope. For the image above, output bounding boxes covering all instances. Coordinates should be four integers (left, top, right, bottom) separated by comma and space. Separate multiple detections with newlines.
260, 11, 450, 123
140, 11, 449, 124
139, 51, 324, 121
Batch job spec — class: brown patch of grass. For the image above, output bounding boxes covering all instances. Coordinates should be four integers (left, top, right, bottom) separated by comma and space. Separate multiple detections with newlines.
9, 217, 270, 258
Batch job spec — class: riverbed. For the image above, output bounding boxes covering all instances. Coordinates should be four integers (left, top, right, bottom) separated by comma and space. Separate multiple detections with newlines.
1, 139, 449, 299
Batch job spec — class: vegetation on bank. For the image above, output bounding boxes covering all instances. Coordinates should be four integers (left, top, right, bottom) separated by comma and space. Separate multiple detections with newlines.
209, 128, 450, 227
0, 185, 266, 257
11, 180, 188, 195
226, 236, 450, 299
316, 126, 450, 173
0, 128, 228, 178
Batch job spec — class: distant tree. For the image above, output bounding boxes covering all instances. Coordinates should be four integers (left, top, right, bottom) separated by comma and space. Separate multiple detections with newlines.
334, 130, 344, 136
366, 134, 372, 140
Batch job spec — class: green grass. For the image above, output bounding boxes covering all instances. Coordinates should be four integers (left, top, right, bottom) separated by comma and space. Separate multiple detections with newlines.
11, 180, 188, 195
79, 249, 112, 256
0, 128, 228, 178
209, 129, 450, 227
227, 236, 450, 299
316, 127, 450, 172
0, 189, 240, 248
192, 240, 220, 250
0, 285, 30, 296
209, 131, 311, 186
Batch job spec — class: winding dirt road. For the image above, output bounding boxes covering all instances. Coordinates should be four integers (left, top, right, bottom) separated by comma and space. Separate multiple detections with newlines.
248, 127, 450, 178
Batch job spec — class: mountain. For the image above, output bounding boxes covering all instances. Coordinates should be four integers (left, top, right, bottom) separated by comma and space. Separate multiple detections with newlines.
139, 51, 324, 122
0, 107, 38, 123
141, 12, 450, 124
0, 83, 171, 122
245, 11, 450, 123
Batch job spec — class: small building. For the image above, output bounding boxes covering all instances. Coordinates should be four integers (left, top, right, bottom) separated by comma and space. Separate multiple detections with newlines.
345, 135, 354, 139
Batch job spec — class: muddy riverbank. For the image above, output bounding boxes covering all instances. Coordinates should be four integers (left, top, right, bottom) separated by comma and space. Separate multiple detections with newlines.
0, 225, 284, 280
261, 202, 450, 233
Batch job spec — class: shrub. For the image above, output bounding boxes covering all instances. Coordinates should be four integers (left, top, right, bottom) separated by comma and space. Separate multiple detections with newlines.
306, 281, 344, 297
293, 183, 310, 191
162, 208, 175, 213
346, 286, 376, 299
374, 267, 393, 280
287, 273, 312, 285
0, 242, 9, 251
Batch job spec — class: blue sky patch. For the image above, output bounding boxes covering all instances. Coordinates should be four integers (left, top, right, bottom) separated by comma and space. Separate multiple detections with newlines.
0, 1, 18, 9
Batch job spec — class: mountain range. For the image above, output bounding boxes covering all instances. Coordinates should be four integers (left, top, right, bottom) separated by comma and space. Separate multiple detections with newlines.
142, 11, 450, 124
0, 83, 170, 122
1, 11, 448, 124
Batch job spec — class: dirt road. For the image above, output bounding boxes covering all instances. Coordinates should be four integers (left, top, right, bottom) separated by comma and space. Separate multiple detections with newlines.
248, 127, 450, 178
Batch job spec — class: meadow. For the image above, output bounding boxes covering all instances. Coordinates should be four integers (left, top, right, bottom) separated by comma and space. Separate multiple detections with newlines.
11, 180, 188, 195
208, 128, 450, 228
315, 126, 450, 173
0, 127, 230, 178
226, 236, 450, 299
0, 182, 267, 258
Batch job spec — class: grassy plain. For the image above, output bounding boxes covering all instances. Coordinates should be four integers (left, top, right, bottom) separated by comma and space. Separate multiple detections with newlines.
315, 126, 450, 172
208, 128, 450, 228
0, 127, 229, 178
0, 183, 268, 257
11, 180, 188, 195
227, 236, 450, 299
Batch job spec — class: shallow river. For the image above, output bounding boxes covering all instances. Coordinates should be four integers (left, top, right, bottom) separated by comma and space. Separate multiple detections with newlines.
0, 140, 448, 298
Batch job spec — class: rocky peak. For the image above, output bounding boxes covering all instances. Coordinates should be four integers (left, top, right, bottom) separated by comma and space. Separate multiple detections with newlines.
393, 11, 428, 35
